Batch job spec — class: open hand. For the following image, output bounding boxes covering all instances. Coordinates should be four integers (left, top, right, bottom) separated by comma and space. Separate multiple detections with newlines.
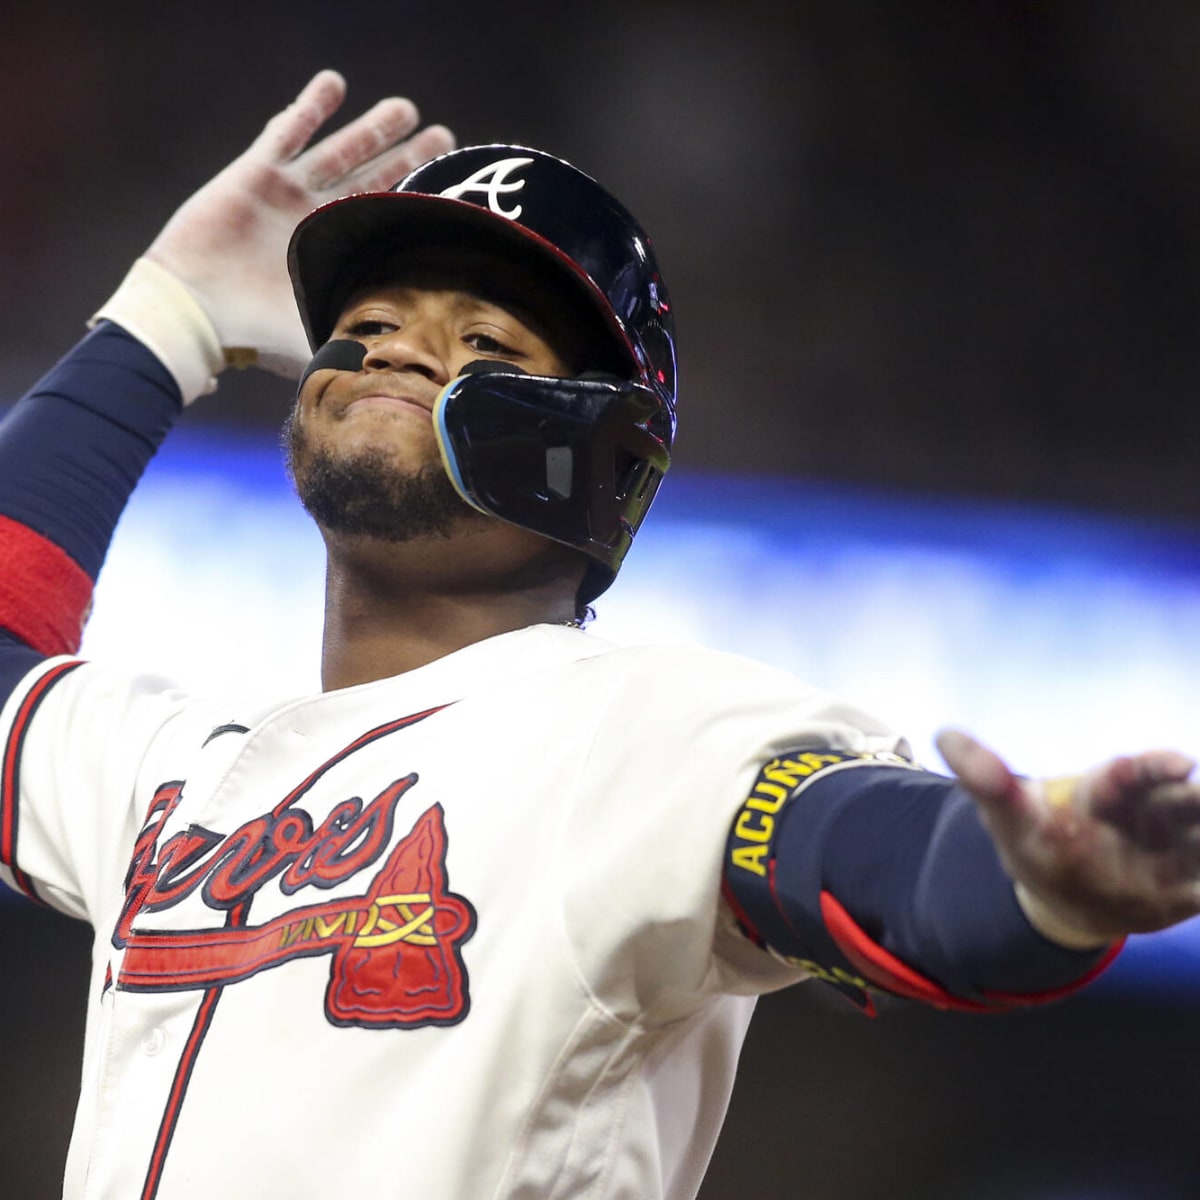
145, 70, 454, 377
936, 729, 1200, 945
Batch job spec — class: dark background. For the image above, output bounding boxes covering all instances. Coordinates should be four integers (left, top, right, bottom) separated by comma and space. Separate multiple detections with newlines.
4, 1, 1200, 1196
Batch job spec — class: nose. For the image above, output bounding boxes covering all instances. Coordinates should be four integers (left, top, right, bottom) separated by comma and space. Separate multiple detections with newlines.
361, 321, 450, 385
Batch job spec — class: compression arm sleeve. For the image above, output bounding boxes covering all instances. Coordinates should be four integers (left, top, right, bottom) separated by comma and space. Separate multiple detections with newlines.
0, 322, 182, 695
723, 756, 1119, 1015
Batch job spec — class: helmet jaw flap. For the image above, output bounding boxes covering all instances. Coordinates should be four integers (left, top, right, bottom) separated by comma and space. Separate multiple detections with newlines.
434, 369, 670, 603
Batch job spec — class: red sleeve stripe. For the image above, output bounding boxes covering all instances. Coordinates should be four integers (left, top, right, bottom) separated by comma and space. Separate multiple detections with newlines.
0, 515, 94, 656
1, 659, 85, 902
820, 890, 1124, 1013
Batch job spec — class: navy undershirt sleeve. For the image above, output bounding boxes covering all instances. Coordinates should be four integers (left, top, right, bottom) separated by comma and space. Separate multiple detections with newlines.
813, 769, 1104, 993
0, 630, 46, 704
0, 321, 182, 706
0, 321, 182, 578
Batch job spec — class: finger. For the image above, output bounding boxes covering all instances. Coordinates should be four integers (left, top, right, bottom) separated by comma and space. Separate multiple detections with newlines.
1117, 749, 1195, 790
1089, 750, 1197, 816
935, 727, 1043, 831
1143, 781, 1200, 817
935, 729, 1023, 802
248, 69, 348, 165
300, 97, 422, 190
340, 125, 457, 194
1089, 770, 1200, 847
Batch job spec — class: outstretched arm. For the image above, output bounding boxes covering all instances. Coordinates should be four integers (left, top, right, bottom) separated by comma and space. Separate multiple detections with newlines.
724, 735, 1200, 1015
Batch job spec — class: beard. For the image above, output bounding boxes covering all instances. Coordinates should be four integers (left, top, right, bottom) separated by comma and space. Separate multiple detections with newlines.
284, 413, 485, 542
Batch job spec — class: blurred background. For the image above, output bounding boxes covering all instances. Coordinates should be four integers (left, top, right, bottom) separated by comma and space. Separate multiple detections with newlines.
5, 0, 1200, 1196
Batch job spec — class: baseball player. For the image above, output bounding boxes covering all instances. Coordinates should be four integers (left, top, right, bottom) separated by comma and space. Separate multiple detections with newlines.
2, 70, 1200, 1200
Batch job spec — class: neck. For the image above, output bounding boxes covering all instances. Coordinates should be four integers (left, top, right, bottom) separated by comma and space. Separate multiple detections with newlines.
317, 526, 583, 690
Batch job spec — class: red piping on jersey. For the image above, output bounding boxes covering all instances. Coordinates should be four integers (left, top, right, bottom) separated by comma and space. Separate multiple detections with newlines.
0, 659, 84, 902
141, 984, 223, 1200
0, 516, 93, 655
268, 705, 450, 819
820, 890, 1124, 1013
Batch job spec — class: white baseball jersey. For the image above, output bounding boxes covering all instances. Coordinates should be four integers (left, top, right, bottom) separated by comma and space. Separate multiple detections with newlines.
0, 623, 901, 1200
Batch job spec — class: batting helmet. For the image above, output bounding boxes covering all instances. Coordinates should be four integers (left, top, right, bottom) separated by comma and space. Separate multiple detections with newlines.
287, 145, 677, 603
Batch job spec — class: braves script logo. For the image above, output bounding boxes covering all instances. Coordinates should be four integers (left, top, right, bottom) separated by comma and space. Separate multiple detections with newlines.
438, 156, 534, 219
112, 713, 476, 1029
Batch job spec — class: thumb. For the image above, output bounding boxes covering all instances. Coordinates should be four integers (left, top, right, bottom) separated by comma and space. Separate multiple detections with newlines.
935, 728, 1035, 832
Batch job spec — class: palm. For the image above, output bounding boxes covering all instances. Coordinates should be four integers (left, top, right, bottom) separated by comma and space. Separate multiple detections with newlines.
145, 70, 454, 377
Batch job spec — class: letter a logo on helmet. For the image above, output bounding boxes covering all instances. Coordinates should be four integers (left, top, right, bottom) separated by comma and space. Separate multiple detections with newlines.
436, 157, 535, 219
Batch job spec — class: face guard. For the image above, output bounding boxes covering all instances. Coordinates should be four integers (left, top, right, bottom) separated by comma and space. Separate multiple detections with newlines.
288, 145, 678, 601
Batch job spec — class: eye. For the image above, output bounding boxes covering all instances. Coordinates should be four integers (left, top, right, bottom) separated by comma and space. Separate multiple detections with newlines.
343, 318, 396, 338
463, 330, 521, 357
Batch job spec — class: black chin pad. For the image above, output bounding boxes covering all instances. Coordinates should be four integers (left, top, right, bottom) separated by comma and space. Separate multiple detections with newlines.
298, 339, 367, 392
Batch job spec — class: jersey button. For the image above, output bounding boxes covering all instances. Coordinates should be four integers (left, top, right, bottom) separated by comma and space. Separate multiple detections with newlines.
140, 1027, 166, 1056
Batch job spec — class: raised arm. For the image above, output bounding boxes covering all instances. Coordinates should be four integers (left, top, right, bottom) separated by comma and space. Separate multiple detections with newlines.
0, 72, 454, 703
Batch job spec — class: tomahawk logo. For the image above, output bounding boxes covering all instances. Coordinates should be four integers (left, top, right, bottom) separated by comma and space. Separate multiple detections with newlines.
439, 156, 535, 219
118, 800, 476, 1029
111, 708, 477, 1029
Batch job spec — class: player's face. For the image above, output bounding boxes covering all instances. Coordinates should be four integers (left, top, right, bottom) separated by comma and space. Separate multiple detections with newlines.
286, 248, 584, 543
296, 253, 579, 456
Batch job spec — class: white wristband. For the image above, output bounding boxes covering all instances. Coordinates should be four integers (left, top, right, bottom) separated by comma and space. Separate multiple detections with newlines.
90, 258, 224, 405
